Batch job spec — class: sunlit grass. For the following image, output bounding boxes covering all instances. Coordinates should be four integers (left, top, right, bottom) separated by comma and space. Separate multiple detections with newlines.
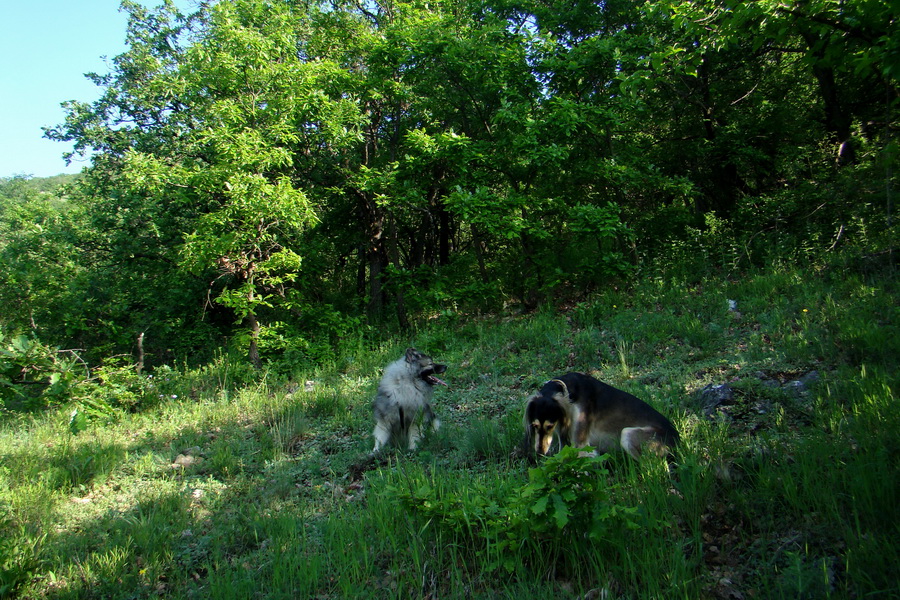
1, 265, 897, 598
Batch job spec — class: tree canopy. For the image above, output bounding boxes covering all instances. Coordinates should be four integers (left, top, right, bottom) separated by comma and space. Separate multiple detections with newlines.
5, 0, 896, 370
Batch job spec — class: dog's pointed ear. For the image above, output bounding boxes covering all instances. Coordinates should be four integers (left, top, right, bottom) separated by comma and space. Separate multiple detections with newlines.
523, 395, 540, 445
524, 394, 538, 418
548, 380, 570, 405
405, 347, 419, 362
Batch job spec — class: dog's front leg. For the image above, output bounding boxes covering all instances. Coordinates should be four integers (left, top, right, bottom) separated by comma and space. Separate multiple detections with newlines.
567, 421, 598, 457
424, 404, 440, 433
558, 424, 570, 454
372, 422, 391, 453
407, 422, 422, 450
571, 425, 595, 457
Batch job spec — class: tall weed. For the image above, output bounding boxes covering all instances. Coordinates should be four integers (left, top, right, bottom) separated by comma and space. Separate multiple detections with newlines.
0, 508, 45, 597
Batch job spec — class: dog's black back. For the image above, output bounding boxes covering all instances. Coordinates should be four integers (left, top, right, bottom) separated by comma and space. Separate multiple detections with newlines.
554, 372, 679, 447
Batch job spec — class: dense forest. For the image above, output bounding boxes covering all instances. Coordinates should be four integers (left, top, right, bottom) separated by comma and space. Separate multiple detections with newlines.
1, 0, 897, 389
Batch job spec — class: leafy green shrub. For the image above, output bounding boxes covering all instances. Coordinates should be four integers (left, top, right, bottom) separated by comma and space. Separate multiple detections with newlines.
0, 329, 198, 430
566, 201, 636, 285
518, 446, 646, 537
68, 357, 161, 433
0, 329, 82, 411
387, 447, 652, 573
245, 306, 366, 374
383, 262, 506, 318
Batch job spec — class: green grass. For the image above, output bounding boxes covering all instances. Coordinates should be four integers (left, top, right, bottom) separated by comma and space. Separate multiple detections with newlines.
1, 265, 898, 599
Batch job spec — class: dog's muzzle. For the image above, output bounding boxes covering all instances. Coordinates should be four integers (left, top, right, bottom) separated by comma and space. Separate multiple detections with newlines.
422, 364, 448, 387
535, 434, 554, 456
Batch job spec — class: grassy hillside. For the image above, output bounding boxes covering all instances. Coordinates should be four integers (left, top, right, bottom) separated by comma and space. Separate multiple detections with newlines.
1, 263, 898, 599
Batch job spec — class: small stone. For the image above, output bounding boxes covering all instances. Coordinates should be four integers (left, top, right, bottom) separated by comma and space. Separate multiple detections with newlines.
698, 383, 734, 416
783, 380, 807, 397
172, 454, 203, 469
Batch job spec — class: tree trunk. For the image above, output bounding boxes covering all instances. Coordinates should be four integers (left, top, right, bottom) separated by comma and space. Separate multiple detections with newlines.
246, 311, 262, 370
800, 30, 856, 166
354, 188, 387, 318
438, 200, 451, 266
135, 331, 145, 375
367, 212, 386, 318
387, 213, 410, 330
812, 62, 856, 165
472, 224, 489, 284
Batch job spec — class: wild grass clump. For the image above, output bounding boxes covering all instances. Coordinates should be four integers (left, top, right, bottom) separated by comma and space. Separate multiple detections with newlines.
0, 507, 45, 597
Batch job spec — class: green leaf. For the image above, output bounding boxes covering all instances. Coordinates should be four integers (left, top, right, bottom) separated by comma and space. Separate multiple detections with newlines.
551, 494, 569, 529
11, 335, 31, 354
68, 408, 88, 435
530, 495, 549, 515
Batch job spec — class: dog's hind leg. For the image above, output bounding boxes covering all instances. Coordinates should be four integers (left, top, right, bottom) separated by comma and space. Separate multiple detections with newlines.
620, 426, 661, 460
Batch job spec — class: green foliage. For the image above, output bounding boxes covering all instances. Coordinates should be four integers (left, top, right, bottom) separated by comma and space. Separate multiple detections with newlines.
520, 447, 646, 537
660, 0, 899, 85
0, 330, 81, 411
0, 346, 205, 436
5, 0, 896, 370
0, 507, 45, 599
387, 447, 649, 573
0, 176, 82, 339
67, 357, 166, 434
565, 201, 635, 284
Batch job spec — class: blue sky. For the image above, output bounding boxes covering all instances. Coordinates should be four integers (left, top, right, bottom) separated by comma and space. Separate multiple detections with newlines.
0, 1, 192, 178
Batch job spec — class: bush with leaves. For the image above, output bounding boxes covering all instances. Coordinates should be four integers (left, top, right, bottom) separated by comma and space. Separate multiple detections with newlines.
0, 329, 82, 411
388, 447, 654, 573
68, 357, 168, 434
0, 326, 187, 432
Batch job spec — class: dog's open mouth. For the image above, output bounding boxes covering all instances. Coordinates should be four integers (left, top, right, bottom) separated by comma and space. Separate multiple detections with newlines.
421, 367, 448, 387
426, 374, 448, 386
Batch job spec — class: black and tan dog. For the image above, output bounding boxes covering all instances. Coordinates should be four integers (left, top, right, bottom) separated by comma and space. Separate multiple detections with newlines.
524, 372, 678, 459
